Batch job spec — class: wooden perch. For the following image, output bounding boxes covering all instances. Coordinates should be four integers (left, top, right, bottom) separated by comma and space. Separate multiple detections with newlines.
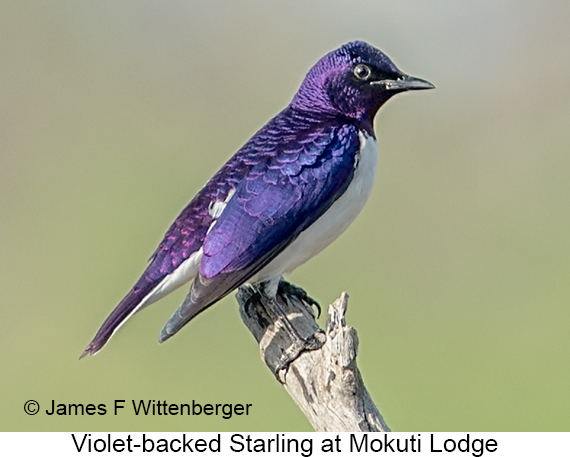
236, 284, 390, 432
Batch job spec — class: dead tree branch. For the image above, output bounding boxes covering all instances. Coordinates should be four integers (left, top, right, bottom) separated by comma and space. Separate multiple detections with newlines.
236, 285, 390, 432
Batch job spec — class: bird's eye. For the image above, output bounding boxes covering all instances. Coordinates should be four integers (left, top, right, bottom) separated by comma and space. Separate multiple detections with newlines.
353, 64, 372, 81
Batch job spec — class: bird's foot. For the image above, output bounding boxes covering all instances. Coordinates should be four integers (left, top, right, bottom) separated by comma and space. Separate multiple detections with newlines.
244, 281, 325, 380
277, 279, 322, 318
242, 286, 275, 328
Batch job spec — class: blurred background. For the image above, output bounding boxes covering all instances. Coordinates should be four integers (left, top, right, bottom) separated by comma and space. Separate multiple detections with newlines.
2, 0, 570, 432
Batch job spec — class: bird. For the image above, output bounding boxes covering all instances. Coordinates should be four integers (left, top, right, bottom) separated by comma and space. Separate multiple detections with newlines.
81, 40, 434, 359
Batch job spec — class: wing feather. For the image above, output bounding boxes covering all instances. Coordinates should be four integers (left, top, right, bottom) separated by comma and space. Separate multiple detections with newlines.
159, 122, 361, 341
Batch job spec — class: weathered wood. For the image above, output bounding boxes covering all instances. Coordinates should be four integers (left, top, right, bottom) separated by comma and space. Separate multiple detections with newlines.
237, 284, 390, 432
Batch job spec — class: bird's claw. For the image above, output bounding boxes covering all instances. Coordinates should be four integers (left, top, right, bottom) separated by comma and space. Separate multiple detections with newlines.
277, 280, 322, 318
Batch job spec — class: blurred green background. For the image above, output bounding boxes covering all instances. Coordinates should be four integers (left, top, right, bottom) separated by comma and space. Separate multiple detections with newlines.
2, 0, 570, 432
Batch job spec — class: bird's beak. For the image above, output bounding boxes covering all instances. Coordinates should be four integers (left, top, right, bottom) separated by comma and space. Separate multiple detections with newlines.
371, 75, 435, 91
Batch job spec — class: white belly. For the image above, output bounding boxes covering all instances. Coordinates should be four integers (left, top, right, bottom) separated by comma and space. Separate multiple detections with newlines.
252, 131, 378, 284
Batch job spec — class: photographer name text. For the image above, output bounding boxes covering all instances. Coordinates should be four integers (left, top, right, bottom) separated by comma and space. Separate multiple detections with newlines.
43, 399, 251, 419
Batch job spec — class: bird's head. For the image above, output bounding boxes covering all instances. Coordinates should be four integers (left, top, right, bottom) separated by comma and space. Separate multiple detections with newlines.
291, 41, 434, 128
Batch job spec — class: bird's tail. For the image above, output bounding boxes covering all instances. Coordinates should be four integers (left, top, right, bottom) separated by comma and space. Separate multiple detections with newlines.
81, 248, 206, 358
157, 283, 210, 344
158, 273, 230, 343
80, 282, 158, 358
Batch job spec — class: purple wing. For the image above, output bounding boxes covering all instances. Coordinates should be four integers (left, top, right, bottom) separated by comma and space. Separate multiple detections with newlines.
159, 117, 361, 341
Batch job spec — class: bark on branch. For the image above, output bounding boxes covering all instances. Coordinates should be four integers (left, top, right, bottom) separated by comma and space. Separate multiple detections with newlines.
236, 285, 390, 432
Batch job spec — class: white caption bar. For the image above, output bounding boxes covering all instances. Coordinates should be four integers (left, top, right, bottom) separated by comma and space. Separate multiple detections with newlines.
1, 432, 568, 456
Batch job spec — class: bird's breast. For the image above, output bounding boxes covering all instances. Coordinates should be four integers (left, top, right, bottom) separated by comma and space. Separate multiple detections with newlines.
253, 130, 378, 283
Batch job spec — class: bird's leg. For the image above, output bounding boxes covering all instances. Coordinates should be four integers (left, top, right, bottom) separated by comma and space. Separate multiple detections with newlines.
254, 280, 324, 375
277, 279, 321, 318
243, 287, 263, 320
